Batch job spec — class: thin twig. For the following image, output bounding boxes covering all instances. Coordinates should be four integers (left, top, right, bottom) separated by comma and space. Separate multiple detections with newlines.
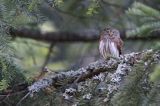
16, 92, 30, 106
41, 43, 54, 70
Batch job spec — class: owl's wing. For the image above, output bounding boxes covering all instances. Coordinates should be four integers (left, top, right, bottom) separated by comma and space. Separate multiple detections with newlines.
118, 38, 123, 55
113, 38, 123, 55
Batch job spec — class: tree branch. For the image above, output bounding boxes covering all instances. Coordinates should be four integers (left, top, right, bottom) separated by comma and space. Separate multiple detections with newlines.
28, 50, 160, 96
9, 27, 160, 43
9, 27, 99, 42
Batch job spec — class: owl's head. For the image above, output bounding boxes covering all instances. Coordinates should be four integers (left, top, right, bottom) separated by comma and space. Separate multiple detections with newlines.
103, 26, 120, 38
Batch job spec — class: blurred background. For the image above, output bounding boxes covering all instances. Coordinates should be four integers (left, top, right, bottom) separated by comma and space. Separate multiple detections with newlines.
0, 0, 160, 78
0, 0, 160, 105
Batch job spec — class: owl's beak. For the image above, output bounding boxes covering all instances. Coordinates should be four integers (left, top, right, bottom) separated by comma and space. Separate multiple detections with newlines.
109, 31, 113, 37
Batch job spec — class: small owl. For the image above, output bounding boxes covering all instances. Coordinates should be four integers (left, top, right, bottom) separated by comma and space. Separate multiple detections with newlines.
99, 26, 123, 59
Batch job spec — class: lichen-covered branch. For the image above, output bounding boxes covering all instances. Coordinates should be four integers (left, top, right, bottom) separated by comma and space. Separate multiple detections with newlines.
28, 49, 160, 98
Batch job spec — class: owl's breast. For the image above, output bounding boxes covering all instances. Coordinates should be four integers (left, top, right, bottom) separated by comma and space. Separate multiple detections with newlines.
99, 39, 119, 59
99, 39, 111, 59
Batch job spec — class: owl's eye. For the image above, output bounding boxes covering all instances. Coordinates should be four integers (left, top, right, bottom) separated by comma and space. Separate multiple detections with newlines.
112, 31, 116, 35
114, 29, 119, 34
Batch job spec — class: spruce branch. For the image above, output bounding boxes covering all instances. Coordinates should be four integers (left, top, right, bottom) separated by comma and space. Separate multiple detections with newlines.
111, 53, 155, 106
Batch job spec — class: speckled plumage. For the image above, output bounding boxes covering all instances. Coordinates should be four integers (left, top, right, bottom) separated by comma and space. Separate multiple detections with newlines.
99, 26, 123, 59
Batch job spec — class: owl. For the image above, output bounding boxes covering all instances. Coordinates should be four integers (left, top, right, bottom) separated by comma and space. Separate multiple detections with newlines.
99, 26, 123, 59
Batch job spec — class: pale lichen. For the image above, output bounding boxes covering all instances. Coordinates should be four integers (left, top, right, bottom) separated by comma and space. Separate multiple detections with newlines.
62, 87, 77, 100
82, 93, 92, 100
93, 73, 105, 81
105, 62, 132, 95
